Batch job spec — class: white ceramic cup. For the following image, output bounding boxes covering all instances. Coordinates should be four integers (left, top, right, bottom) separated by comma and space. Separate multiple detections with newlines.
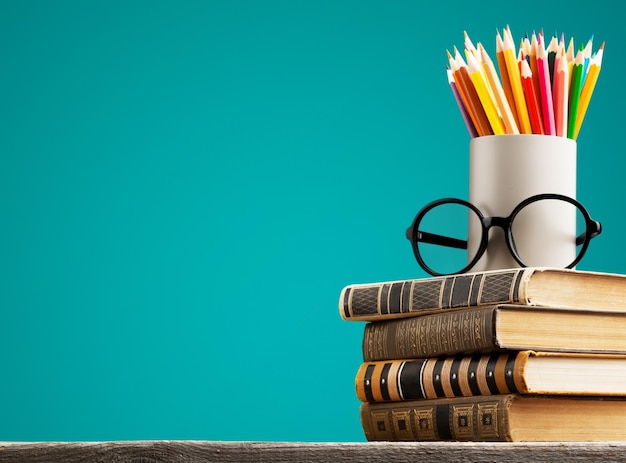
467, 134, 577, 272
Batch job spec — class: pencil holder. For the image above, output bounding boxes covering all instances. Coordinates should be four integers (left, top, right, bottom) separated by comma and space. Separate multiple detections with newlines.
467, 134, 577, 272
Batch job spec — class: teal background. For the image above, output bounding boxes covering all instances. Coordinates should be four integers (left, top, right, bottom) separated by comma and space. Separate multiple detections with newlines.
0, 1, 623, 442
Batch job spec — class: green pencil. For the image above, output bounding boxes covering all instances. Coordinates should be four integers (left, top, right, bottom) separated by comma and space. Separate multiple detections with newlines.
567, 48, 585, 139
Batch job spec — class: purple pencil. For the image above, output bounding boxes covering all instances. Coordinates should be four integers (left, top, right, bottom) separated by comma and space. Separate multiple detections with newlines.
447, 67, 478, 138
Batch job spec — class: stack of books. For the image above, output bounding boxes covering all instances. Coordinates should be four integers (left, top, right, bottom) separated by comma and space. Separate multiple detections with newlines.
339, 267, 626, 442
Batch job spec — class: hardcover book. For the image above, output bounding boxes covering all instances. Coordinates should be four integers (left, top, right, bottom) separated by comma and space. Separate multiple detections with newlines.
355, 351, 626, 402
360, 394, 626, 442
340, 267, 626, 322
362, 304, 626, 361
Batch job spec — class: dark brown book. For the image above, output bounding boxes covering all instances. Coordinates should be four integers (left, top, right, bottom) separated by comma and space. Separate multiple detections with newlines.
340, 267, 626, 322
360, 394, 626, 441
362, 304, 626, 361
356, 351, 626, 402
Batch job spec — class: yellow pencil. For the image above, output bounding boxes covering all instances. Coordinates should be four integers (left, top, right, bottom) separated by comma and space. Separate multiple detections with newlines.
479, 42, 520, 134
503, 26, 532, 134
574, 42, 604, 139
466, 49, 505, 134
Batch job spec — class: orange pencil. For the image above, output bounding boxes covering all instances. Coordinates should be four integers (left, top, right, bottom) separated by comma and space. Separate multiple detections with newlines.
447, 49, 491, 136
453, 47, 493, 136
520, 58, 544, 134
503, 26, 532, 133
447, 50, 477, 129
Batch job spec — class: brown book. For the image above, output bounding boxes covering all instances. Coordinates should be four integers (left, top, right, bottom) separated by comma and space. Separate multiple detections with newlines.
356, 351, 626, 402
360, 394, 626, 442
340, 267, 626, 322
362, 304, 626, 361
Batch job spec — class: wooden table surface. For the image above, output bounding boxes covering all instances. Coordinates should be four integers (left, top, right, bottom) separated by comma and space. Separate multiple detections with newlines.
3, 441, 626, 463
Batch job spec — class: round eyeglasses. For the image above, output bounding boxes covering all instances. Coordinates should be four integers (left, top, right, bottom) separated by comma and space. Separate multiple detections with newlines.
405, 193, 602, 276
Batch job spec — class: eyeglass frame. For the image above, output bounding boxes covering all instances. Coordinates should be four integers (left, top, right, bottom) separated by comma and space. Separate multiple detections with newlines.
405, 193, 602, 276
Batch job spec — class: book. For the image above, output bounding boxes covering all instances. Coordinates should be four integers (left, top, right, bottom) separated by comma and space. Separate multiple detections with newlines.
360, 394, 626, 442
355, 351, 626, 402
362, 304, 626, 361
339, 267, 626, 322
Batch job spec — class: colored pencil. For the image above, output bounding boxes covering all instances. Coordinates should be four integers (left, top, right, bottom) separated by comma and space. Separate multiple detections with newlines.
496, 29, 520, 130
464, 30, 480, 61
454, 48, 494, 136
536, 33, 556, 135
479, 43, 519, 134
547, 34, 559, 85
447, 50, 477, 131
447, 67, 478, 138
502, 26, 532, 134
567, 49, 585, 139
552, 33, 565, 90
445, 29, 603, 139
581, 35, 594, 87
553, 47, 569, 137
566, 37, 575, 91
574, 42, 604, 139
529, 32, 541, 102
466, 50, 505, 134
448, 49, 492, 136
464, 32, 498, 112
520, 58, 544, 134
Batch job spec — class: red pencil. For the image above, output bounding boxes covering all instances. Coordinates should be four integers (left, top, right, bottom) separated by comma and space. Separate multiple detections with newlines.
553, 47, 569, 137
529, 32, 541, 100
520, 58, 544, 134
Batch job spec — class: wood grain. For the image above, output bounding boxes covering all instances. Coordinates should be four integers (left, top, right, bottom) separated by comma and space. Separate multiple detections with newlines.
2, 441, 626, 463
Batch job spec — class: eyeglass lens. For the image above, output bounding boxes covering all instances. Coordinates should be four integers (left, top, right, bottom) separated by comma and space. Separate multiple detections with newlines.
416, 202, 478, 275
509, 198, 583, 267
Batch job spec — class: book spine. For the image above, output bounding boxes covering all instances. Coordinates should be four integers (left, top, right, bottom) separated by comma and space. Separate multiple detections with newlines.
356, 351, 528, 402
340, 268, 528, 321
360, 395, 514, 441
362, 306, 499, 361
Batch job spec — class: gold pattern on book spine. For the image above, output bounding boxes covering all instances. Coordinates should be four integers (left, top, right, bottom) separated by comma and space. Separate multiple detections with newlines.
361, 396, 511, 441
363, 306, 496, 360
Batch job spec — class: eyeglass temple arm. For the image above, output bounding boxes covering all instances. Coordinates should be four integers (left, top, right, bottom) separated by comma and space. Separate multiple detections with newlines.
576, 220, 602, 246
416, 230, 468, 250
